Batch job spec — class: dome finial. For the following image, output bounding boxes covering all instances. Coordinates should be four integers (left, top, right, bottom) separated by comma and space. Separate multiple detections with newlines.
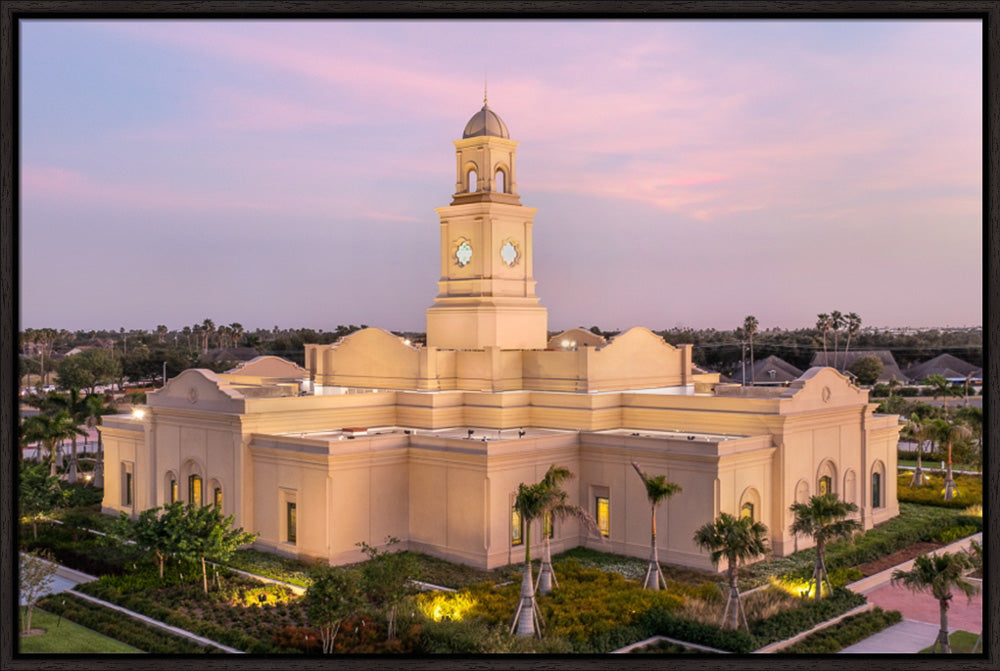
483, 72, 488, 107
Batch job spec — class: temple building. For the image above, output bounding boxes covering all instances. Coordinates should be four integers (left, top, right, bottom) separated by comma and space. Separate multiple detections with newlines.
100, 100, 900, 572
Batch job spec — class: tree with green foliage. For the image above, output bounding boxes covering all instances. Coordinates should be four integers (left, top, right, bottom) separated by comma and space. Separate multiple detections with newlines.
305, 565, 363, 653
931, 420, 972, 500
21, 410, 86, 478
534, 465, 600, 595
55, 347, 121, 394
904, 413, 929, 486
116, 502, 187, 579
954, 406, 983, 470
891, 551, 978, 653
19, 461, 63, 539
843, 312, 862, 361
20, 550, 58, 634
170, 504, 257, 593
829, 311, 845, 368
631, 462, 682, 590
815, 313, 832, 366
789, 493, 861, 601
743, 315, 758, 386
692, 512, 769, 631
848, 354, 883, 386
509, 481, 548, 637
922, 374, 954, 410
356, 536, 418, 641
82, 393, 115, 488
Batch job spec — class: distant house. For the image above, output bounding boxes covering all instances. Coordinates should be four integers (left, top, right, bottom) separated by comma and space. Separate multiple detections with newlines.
809, 350, 907, 384
903, 353, 980, 384
738, 355, 804, 386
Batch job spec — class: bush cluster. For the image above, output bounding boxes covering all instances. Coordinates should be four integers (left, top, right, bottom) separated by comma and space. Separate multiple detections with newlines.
777, 607, 902, 654
749, 587, 867, 647
35, 593, 217, 653
897, 474, 983, 509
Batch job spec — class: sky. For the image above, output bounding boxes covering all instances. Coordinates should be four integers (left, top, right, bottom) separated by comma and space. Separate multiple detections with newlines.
18, 18, 983, 333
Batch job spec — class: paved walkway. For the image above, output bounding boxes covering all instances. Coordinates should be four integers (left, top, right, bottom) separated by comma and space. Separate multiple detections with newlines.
840, 620, 948, 653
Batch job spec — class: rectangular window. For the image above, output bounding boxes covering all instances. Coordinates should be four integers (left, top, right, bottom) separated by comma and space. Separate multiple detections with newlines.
740, 502, 754, 521
596, 496, 610, 537
124, 472, 133, 506
511, 506, 523, 545
819, 476, 831, 497
543, 511, 554, 539
170, 480, 178, 504
287, 502, 297, 544
872, 473, 882, 509
121, 462, 134, 507
214, 487, 223, 510
189, 474, 202, 506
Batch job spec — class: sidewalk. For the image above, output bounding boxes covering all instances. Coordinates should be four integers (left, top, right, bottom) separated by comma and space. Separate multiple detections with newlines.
840, 620, 946, 653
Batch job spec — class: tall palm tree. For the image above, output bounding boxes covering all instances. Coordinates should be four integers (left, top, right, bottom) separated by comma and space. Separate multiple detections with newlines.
891, 551, 978, 653
923, 374, 953, 410
52, 388, 89, 484
789, 493, 861, 601
743, 315, 758, 386
692, 512, 769, 631
21, 411, 86, 478
816, 314, 832, 366
906, 413, 929, 487
966, 540, 983, 653
84, 393, 114, 488
509, 481, 547, 637
829, 311, 844, 369
935, 420, 972, 500
843, 312, 861, 362
202, 318, 216, 353
534, 465, 600, 595
631, 462, 682, 590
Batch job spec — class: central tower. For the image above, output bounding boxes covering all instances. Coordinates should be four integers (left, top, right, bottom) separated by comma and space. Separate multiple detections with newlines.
425, 99, 548, 350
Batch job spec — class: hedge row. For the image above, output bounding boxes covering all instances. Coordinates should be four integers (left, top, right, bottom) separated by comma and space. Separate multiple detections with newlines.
35, 593, 217, 654
777, 607, 902, 654
896, 474, 983, 509
749, 587, 868, 647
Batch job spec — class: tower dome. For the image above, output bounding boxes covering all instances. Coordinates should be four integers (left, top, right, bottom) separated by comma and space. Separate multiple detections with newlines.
462, 101, 509, 139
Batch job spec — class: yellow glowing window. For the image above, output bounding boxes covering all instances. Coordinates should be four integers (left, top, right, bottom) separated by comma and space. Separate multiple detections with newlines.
287, 502, 297, 544
170, 480, 178, 504
511, 507, 523, 546
740, 502, 754, 521
214, 487, 222, 510
188, 475, 202, 506
819, 476, 831, 497
596, 496, 610, 537
543, 511, 554, 539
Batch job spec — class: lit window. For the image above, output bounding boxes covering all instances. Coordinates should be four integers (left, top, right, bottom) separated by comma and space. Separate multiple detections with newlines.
543, 511, 554, 539
511, 507, 523, 546
819, 476, 832, 497
596, 496, 610, 537
287, 502, 297, 544
170, 479, 178, 504
872, 472, 882, 509
740, 502, 754, 521
188, 474, 202, 506
214, 487, 222, 510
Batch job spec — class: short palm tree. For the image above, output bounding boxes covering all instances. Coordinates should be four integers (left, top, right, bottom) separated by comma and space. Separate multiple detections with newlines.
21, 411, 86, 478
693, 512, 769, 631
891, 551, 978, 653
789, 493, 861, 601
509, 481, 547, 637
534, 465, 600, 595
743, 315, 758, 386
935, 420, 971, 500
631, 462, 682, 590
923, 373, 953, 410
966, 540, 983, 653
83, 393, 114, 488
905, 413, 928, 487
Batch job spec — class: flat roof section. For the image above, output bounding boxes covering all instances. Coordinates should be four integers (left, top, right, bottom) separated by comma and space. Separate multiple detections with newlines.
592, 427, 750, 442
274, 425, 571, 442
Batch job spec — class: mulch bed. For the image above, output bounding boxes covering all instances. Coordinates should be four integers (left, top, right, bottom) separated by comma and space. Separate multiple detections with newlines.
856, 542, 945, 577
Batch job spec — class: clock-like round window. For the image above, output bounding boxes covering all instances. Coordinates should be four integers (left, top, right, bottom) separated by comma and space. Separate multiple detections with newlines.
455, 240, 473, 267
500, 240, 519, 267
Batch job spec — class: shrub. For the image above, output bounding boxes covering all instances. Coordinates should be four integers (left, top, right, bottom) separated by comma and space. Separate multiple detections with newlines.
638, 607, 756, 653
749, 587, 867, 647
934, 525, 978, 544
777, 607, 903, 654
897, 474, 982, 509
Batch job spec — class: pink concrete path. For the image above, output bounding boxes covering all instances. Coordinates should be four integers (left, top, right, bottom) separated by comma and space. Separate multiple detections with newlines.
863, 578, 983, 633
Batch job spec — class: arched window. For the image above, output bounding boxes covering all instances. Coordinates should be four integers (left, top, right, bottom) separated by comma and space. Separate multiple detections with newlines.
467, 169, 478, 192
165, 471, 178, 504
188, 474, 202, 506
495, 168, 506, 193
739, 486, 761, 524
511, 506, 523, 546
214, 486, 223, 510
872, 472, 882, 509
740, 502, 755, 521
816, 460, 837, 497
818, 475, 832, 497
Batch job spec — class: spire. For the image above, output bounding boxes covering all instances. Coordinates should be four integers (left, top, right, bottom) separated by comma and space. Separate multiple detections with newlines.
484, 73, 488, 107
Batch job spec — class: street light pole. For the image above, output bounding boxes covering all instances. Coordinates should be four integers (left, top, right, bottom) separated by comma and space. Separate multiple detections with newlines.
163, 361, 167, 387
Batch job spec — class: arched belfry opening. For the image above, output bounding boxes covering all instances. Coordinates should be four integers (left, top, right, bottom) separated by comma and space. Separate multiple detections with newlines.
467, 168, 478, 192
495, 167, 507, 193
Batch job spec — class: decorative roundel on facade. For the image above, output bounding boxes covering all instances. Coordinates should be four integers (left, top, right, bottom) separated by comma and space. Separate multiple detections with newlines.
821, 386, 832, 403
500, 239, 519, 267
454, 239, 473, 267
188, 386, 199, 404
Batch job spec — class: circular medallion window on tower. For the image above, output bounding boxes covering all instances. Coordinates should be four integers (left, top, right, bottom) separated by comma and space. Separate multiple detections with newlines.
500, 240, 519, 267
454, 240, 473, 267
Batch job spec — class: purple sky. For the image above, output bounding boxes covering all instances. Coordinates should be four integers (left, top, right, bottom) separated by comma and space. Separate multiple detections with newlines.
19, 19, 983, 333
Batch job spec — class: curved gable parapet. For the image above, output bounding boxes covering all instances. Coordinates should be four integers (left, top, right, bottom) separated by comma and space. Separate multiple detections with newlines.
148, 368, 246, 410
331, 327, 417, 352
547, 328, 606, 349
225, 355, 309, 378
781, 366, 866, 405
598, 327, 677, 353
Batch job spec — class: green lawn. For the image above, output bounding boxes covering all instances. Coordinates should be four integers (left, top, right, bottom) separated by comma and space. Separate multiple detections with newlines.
918, 630, 980, 654
897, 459, 979, 472
18, 608, 144, 654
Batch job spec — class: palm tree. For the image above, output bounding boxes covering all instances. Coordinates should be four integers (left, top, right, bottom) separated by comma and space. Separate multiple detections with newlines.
692, 512, 769, 631
534, 465, 601, 595
966, 540, 983, 653
52, 388, 89, 484
789, 493, 861, 601
21, 411, 86, 478
230, 322, 244, 347
743, 315, 758, 386
631, 462, 682, 590
816, 314, 832, 366
843, 312, 861, 362
905, 413, 929, 487
202, 318, 216, 353
923, 374, 953, 410
83, 393, 114, 488
934, 420, 971, 500
891, 551, 978, 653
509, 481, 547, 637
829, 311, 844, 369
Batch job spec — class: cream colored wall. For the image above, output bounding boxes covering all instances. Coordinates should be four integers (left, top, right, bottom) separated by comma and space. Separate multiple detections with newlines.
99, 416, 144, 516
